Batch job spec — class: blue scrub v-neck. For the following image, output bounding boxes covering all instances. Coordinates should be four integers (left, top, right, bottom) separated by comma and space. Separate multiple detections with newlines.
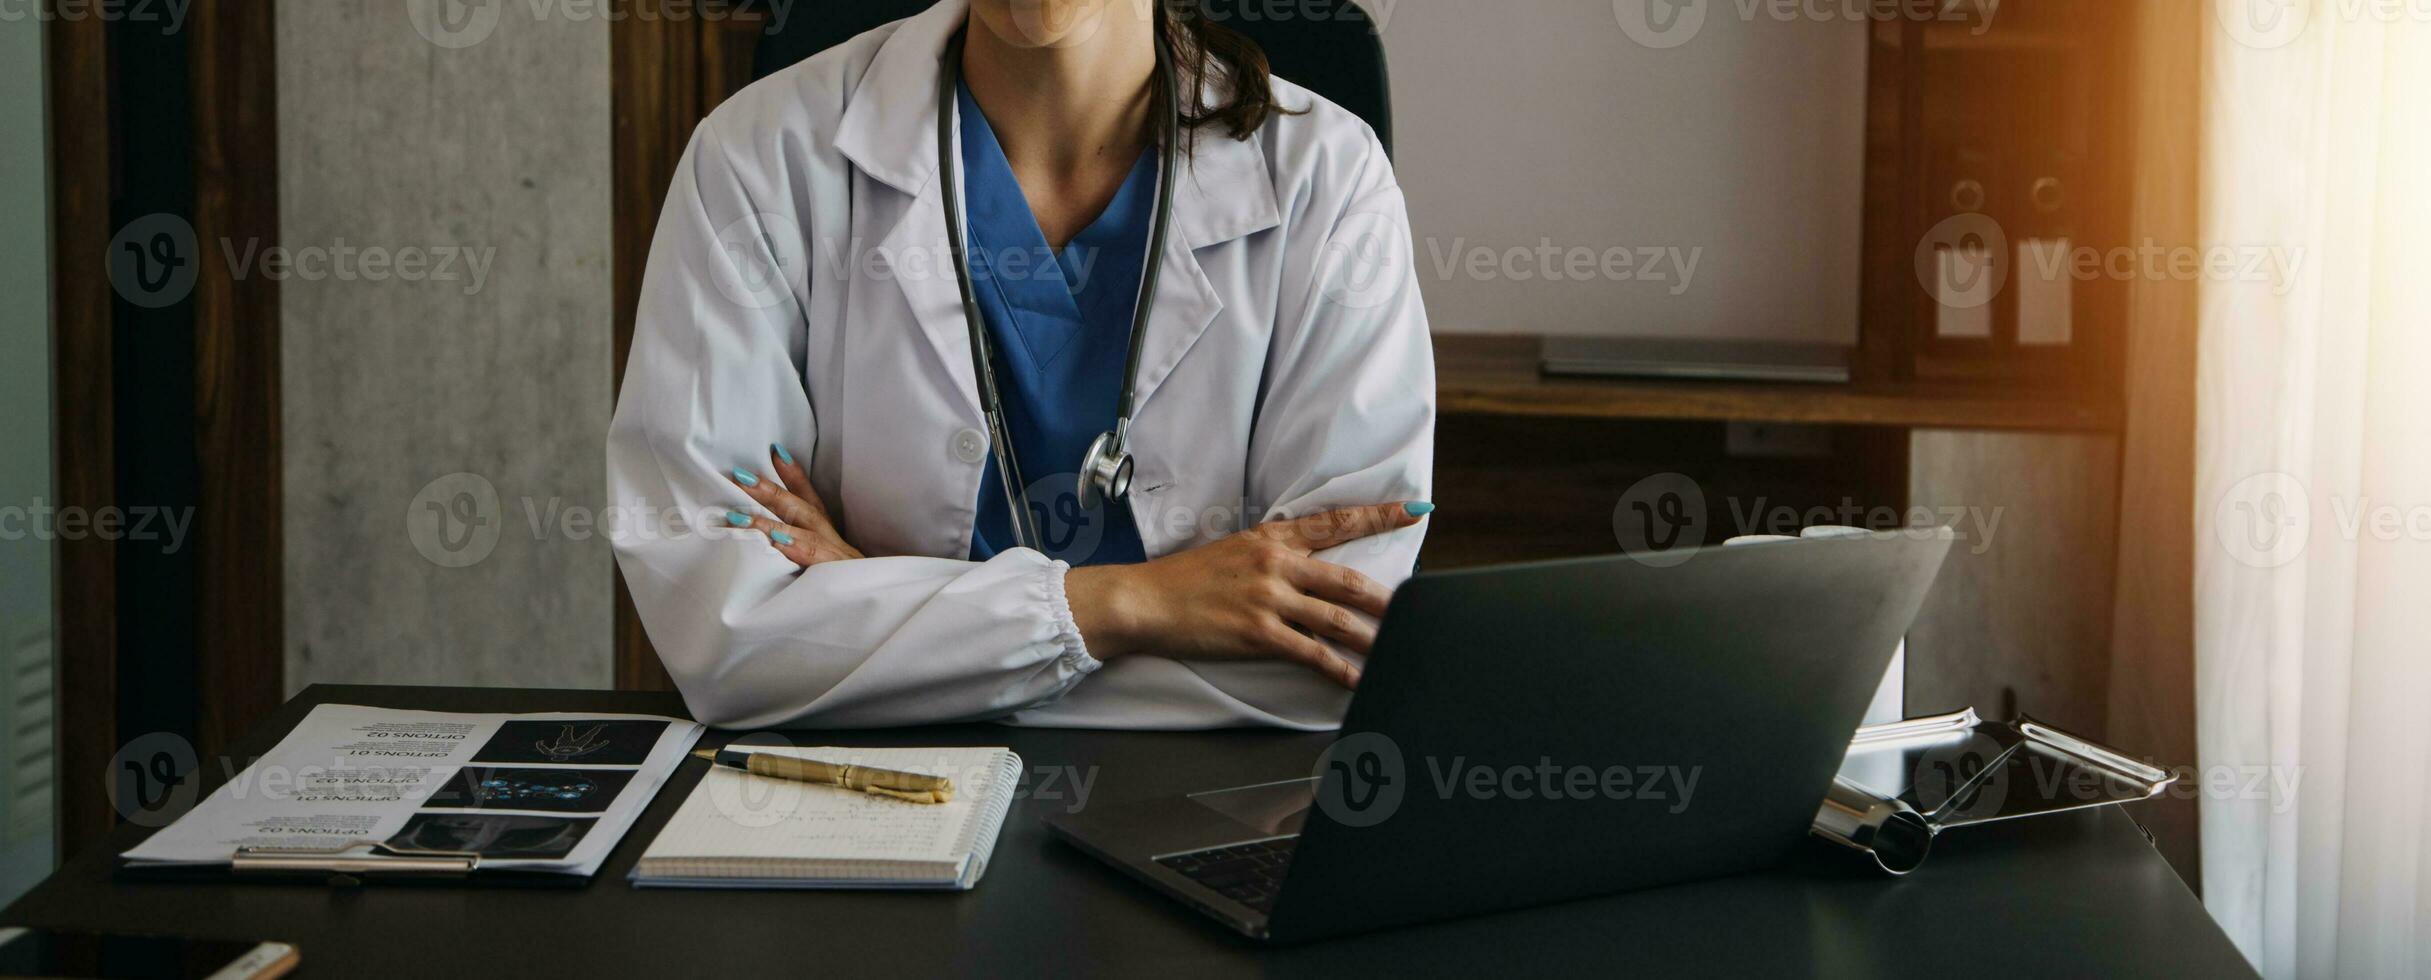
960, 82, 1153, 566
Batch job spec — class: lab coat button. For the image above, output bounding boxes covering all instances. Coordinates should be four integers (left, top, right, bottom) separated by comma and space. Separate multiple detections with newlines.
952, 428, 987, 464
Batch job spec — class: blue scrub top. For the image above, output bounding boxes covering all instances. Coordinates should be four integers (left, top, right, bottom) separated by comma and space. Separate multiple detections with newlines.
960, 83, 1153, 567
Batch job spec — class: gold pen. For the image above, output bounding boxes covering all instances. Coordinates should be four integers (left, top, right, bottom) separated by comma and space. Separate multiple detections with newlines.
692, 747, 956, 804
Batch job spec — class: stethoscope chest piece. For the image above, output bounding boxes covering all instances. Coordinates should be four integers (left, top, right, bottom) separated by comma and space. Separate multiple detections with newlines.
1077, 428, 1134, 511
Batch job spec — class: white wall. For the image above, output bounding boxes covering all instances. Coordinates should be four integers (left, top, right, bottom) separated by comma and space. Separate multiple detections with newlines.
1375, 0, 1869, 342
0, 10, 54, 905
278, 1, 613, 691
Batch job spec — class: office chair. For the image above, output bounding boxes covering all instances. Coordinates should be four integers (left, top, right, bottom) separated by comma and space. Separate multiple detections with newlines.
751, 0, 1393, 157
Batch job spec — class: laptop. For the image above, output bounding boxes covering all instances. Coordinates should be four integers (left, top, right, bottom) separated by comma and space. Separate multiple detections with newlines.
1045, 530, 1954, 942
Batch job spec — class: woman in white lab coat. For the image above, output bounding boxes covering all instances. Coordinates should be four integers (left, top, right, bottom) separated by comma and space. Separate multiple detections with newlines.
607, 0, 1434, 731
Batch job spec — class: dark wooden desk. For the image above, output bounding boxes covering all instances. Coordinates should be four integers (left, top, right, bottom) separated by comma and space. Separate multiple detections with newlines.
5, 686, 2253, 978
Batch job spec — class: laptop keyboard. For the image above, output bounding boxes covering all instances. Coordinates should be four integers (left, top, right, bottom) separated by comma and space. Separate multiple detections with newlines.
1155, 837, 1297, 914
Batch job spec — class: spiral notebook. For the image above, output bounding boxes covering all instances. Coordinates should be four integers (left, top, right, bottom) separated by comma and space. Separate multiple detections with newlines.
631, 746, 1022, 890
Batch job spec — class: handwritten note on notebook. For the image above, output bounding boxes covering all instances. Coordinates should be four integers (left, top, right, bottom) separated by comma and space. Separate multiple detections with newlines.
632, 746, 1022, 890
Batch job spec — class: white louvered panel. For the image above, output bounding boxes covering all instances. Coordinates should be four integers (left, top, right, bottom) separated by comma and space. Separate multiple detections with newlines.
2, 624, 52, 846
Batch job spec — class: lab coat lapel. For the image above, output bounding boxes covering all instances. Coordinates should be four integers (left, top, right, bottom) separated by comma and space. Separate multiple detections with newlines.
837, 0, 984, 421
831, 0, 1286, 419
1131, 130, 1282, 414
833, 0, 962, 197
873, 180, 985, 420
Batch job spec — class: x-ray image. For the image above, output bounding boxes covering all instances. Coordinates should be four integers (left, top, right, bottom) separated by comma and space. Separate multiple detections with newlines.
424, 767, 638, 814
387, 813, 598, 860
470, 720, 669, 766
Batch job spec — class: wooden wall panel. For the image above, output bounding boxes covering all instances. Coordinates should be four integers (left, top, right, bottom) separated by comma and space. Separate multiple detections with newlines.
49, 0, 288, 856
1905, 431, 2121, 737
46, 1, 118, 859
186, 0, 285, 767
1855, 18, 1922, 387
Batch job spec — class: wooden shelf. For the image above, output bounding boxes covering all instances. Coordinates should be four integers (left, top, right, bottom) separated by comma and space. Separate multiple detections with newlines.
1434, 335, 2122, 433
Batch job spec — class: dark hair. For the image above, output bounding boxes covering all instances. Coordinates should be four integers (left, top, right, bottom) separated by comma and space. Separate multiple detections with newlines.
1155, 1, 1305, 146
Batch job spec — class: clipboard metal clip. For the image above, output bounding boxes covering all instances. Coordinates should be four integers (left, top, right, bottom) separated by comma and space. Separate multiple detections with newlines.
232, 840, 482, 883
1816, 708, 2180, 876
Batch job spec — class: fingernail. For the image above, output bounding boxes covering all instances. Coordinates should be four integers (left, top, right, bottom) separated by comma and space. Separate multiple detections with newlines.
725, 510, 751, 528
732, 468, 760, 487
771, 443, 794, 465
1404, 501, 1435, 517
771, 530, 795, 546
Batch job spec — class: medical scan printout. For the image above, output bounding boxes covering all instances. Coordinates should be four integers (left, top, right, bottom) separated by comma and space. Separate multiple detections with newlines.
122, 705, 705, 877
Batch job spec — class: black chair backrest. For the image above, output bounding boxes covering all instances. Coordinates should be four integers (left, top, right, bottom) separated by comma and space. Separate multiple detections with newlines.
751, 0, 1392, 156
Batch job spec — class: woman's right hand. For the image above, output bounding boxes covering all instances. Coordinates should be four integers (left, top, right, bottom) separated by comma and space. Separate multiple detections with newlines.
1065, 502, 1430, 690
727, 443, 865, 568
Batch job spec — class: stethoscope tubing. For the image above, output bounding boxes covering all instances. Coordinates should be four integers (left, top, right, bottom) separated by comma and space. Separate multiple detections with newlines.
935, 20, 1182, 554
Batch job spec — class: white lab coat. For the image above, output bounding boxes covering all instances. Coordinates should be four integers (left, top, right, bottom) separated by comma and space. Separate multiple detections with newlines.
607, 0, 1433, 732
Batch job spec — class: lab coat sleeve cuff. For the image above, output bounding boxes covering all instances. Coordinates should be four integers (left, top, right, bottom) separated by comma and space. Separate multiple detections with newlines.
1044, 561, 1103, 678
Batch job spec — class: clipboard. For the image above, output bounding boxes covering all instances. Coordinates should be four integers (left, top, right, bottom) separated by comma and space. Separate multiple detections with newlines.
1840, 707, 2175, 830
1814, 708, 2177, 874
112, 705, 706, 890
113, 841, 595, 889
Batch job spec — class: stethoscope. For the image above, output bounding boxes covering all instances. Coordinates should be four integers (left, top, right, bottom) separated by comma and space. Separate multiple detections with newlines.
936, 25, 1180, 553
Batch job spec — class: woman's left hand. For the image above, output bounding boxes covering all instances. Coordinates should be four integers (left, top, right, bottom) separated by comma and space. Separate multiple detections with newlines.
727, 444, 865, 568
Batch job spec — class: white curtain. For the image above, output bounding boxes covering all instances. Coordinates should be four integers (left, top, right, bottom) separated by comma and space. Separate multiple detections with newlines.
2197, 3, 2431, 978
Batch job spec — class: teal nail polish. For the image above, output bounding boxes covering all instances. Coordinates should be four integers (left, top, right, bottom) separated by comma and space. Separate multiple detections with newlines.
725, 510, 751, 528
1404, 501, 1436, 517
772, 443, 795, 465
771, 530, 796, 546
732, 468, 759, 487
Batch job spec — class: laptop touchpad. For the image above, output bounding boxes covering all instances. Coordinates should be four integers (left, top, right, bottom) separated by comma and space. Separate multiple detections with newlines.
1188, 779, 1317, 836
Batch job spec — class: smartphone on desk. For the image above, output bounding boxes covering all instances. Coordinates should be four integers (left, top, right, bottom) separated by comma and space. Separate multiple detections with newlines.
0, 926, 296, 979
